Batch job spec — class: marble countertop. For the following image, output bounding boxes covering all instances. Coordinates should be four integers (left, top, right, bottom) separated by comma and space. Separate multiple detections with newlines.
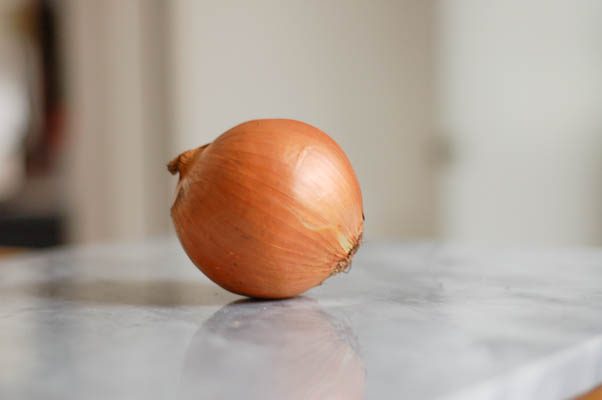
1, 238, 601, 399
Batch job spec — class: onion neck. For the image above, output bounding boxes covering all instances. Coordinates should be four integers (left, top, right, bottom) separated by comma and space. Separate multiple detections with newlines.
167, 144, 210, 178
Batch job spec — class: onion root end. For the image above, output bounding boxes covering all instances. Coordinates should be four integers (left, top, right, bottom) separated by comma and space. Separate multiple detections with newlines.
332, 232, 363, 276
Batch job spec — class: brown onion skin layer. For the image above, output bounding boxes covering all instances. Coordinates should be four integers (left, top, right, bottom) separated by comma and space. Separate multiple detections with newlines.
169, 119, 364, 299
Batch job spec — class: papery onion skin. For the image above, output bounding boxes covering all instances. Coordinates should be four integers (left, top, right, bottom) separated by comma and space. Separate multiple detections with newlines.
168, 119, 364, 299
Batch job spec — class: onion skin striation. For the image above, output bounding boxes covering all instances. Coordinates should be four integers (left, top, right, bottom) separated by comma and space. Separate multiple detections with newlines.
168, 119, 364, 299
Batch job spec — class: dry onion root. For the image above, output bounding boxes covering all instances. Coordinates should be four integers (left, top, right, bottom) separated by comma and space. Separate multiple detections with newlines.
168, 119, 364, 299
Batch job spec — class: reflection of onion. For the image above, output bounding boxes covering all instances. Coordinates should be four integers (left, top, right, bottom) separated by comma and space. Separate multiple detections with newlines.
180, 298, 365, 400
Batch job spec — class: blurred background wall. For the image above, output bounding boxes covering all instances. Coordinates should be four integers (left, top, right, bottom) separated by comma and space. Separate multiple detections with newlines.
0, 0, 600, 248
64, 0, 436, 243
438, 0, 602, 246
169, 0, 436, 240
63, 0, 171, 243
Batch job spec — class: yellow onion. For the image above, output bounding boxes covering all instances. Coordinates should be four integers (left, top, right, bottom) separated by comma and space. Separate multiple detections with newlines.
168, 119, 364, 299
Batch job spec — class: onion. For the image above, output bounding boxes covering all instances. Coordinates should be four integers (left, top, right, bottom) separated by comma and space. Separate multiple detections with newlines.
168, 119, 364, 299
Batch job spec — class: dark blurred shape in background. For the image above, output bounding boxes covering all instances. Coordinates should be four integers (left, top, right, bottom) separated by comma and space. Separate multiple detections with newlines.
0, 0, 65, 248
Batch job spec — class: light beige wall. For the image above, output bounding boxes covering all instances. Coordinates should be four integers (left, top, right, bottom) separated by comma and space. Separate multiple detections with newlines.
62, 0, 436, 242
63, 0, 171, 243
438, 0, 602, 245
168, 0, 437, 239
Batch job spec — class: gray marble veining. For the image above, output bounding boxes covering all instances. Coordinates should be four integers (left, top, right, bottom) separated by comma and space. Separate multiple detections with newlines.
0, 238, 601, 399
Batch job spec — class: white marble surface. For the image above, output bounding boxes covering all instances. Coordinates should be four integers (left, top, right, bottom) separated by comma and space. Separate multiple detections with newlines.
0, 238, 601, 399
